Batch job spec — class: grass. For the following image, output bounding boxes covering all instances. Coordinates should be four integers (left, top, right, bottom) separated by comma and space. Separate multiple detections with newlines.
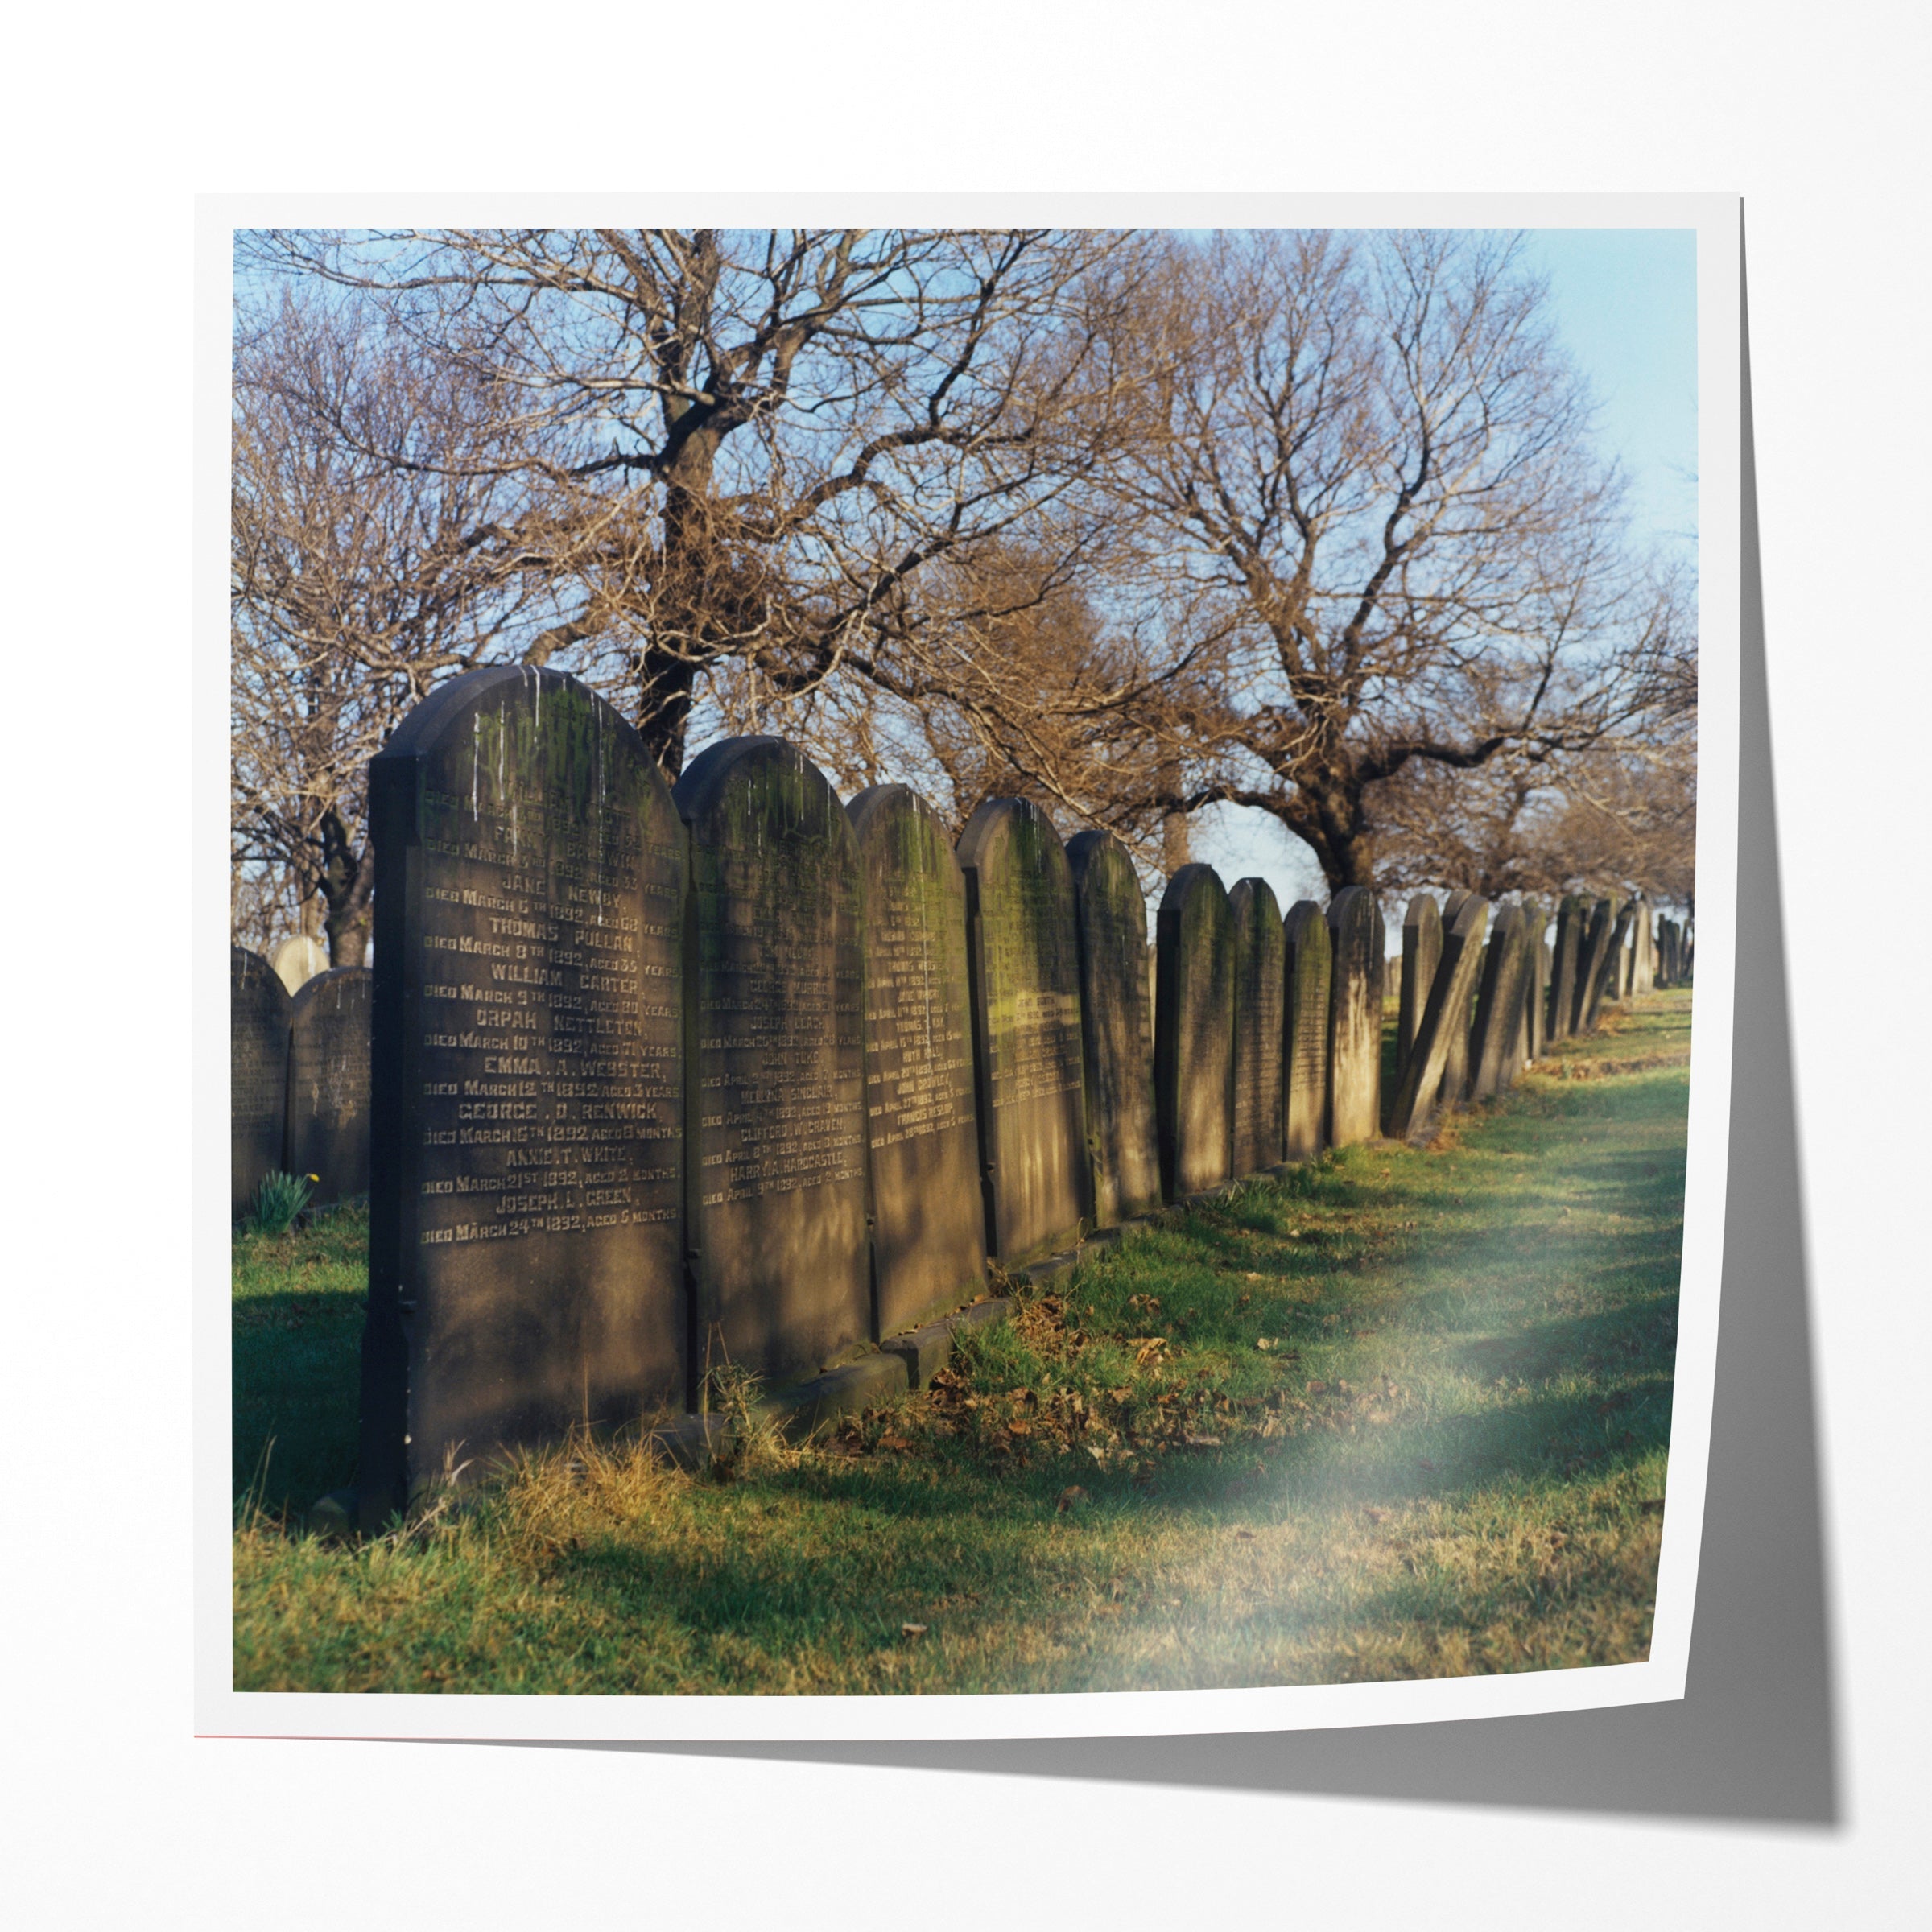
231, 989, 1691, 1695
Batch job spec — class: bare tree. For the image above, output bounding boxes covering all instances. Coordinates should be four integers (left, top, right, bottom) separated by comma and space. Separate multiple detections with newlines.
1099, 229, 1695, 894
243, 228, 1146, 780
231, 287, 576, 964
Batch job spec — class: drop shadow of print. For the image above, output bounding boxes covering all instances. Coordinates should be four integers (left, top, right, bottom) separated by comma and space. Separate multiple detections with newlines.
469, 217, 1840, 1827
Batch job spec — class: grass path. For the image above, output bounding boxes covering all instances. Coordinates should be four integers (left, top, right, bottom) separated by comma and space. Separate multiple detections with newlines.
231, 990, 1690, 1695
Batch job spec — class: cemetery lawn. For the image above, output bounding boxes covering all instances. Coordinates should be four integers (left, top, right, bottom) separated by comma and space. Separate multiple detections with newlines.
232, 990, 1691, 1695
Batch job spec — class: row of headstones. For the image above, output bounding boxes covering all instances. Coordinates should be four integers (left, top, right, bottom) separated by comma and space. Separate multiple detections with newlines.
255, 667, 1679, 1523
229, 952, 374, 1217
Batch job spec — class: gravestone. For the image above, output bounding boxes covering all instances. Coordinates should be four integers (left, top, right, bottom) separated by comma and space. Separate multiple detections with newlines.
1519, 898, 1546, 1063
1282, 900, 1331, 1162
679, 737, 869, 1393
846, 786, 985, 1338
1154, 863, 1233, 1199
285, 968, 374, 1206
1468, 904, 1529, 1101
1228, 877, 1286, 1176
1575, 895, 1618, 1034
1607, 901, 1637, 1004
1397, 895, 1443, 1089
956, 799, 1089, 1262
1067, 831, 1161, 1227
231, 946, 291, 1220
1632, 902, 1654, 994
358, 667, 690, 1528
1386, 894, 1489, 1141
1548, 895, 1587, 1042
1325, 888, 1385, 1147
270, 933, 330, 996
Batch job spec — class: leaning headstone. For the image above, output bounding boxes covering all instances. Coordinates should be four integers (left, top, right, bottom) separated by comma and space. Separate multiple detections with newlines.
1228, 877, 1286, 1177
1397, 895, 1443, 1088
1325, 888, 1385, 1147
1386, 895, 1489, 1141
1468, 905, 1530, 1101
358, 667, 690, 1528
848, 785, 985, 1338
1607, 902, 1637, 1004
270, 932, 330, 996
679, 737, 869, 1394
284, 968, 374, 1207
1155, 863, 1233, 1199
231, 946, 291, 1220
1436, 890, 1476, 1101
956, 799, 1089, 1262
1575, 895, 1618, 1034
1282, 900, 1331, 1162
1519, 898, 1546, 1063
1067, 831, 1162, 1227
1548, 895, 1587, 1042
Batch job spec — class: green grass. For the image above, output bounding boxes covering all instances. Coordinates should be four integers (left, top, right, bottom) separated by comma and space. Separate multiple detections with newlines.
232, 991, 1691, 1695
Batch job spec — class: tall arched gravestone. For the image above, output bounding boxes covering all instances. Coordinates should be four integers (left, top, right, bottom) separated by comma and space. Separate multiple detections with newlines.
1388, 894, 1489, 1142
956, 799, 1089, 1263
1575, 895, 1618, 1033
1397, 894, 1443, 1089
1282, 901, 1331, 1162
1548, 895, 1587, 1042
286, 968, 374, 1206
1066, 830, 1161, 1227
1468, 904, 1529, 1101
358, 667, 689, 1528
678, 738, 869, 1393
847, 784, 985, 1337
1155, 863, 1233, 1199
1228, 877, 1285, 1176
231, 946, 291, 1219
1324, 887, 1385, 1149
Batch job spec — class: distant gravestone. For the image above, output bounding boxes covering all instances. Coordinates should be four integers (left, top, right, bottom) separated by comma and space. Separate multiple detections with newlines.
1397, 895, 1443, 1089
1282, 901, 1331, 1162
848, 785, 985, 1338
1387, 894, 1489, 1141
678, 737, 869, 1394
1154, 863, 1233, 1199
1607, 902, 1637, 1004
357, 667, 690, 1528
1548, 895, 1587, 1042
1575, 896, 1618, 1033
231, 946, 291, 1220
1325, 888, 1385, 1147
1468, 905, 1530, 1102
1632, 902, 1654, 994
957, 799, 1089, 1263
1436, 890, 1476, 1103
270, 932, 330, 996
1067, 831, 1161, 1227
285, 968, 373, 1206
1228, 877, 1286, 1176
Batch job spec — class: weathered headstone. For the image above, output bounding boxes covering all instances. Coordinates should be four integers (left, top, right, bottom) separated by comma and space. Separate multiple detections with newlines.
678, 737, 869, 1393
1435, 890, 1476, 1104
956, 799, 1089, 1262
1386, 894, 1489, 1141
1282, 900, 1331, 1162
1575, 895, 1618, 1034
285, 968, 374, 1206
231, 946, 291, 1220
1519, 898, 1546, 1063
270, 932, 330, 996
1066, 830, 1161, 1226
848, 785, 985, 1338
1607, 901, 1637, 1004
358, 667, 690, 1527
1632, 902, 1654, 994
1468, 904, 1529, 1101
1154, 863, 1233, 1199
1325, 888, 1385, 1147
1548, 894, 1587, 1042
1228, 877, 1286, 1176
1397, 895, 1443, 1088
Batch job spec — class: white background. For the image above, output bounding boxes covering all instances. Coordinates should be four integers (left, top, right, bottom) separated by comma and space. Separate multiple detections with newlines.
6, 2, 1925, 1924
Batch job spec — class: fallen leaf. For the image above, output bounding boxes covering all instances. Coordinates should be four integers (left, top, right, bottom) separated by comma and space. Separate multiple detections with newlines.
1256, 1337, 1274, 1352
1183, 1433, 1224, 1448
1306, 1379, 1327, 1393
1233, 1529, 1257, 1542
1058, 1485, 1088, 1512
901, 1622, 928, 1637
1365, 1508, 1388, 1524
1640, 1498, 1665, 1515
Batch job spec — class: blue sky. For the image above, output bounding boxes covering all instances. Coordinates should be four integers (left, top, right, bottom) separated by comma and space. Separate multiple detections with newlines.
1189, 225, 1699, 931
